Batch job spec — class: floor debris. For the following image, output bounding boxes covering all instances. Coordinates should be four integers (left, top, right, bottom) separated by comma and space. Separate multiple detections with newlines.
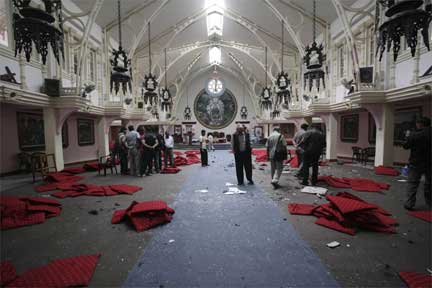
326, 241, 340, 248
195, 189, 209, 193
223, 187, 246, 195
301, 186, 328, 196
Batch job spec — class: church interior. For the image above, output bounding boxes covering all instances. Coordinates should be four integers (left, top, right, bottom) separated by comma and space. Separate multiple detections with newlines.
0, 0, 431, 287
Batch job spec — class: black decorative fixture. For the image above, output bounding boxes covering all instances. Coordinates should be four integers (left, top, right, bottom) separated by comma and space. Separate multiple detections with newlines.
260, 46, 272, 111
12, 0, 64, 65
184, 85, 192, 120
303, 0, 326, 93
376, 0, 432, 62
110, 0, 132, 96
160, 48, 172, 112
276, 19, 291, 106
240, 84, 248, 119
271, 107, 280, 119
142, 22, 158, 105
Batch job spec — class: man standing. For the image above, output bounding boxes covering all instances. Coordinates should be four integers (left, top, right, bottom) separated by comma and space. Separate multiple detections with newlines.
155, 132, 165, 172
208, 133, 215, 152
141, 128, 158, 176
266, 127, 287, 189
199, 130, 209, 166
301, 126, 326, 186
126, 125, 140, 176
164, 131, 174, 168
116, 127, 128, 175
403, 117, 431, 210
232, 125, 254, 185
293, 123, 308, 178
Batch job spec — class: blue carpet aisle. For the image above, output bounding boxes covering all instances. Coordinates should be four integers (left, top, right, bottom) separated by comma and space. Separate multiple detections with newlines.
124, 151, 338, 287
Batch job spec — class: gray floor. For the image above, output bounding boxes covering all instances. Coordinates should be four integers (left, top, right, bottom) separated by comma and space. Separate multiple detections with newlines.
124, 151, 338, 287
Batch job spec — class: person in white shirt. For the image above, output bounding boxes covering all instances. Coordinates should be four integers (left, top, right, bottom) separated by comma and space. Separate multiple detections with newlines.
164, 131, 174, 168
199, 129, 209, 166
125, 125, 140, 176
266, 127, 287, 189
207, 133, 215, 152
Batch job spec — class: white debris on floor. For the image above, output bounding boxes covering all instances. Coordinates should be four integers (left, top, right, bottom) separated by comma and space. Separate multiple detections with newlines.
301, 186, 328, 195
326, 241, 340, 248
223, 187, 247, 195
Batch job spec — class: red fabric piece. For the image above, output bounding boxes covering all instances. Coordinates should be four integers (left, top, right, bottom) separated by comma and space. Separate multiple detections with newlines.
375, 165, 400, 176
61, 166, 87, 174
327, 195, 376, 214
288, 204, 317, 215
173, 151, 184, 156
161, 167, 181, 174
399, 272, 432, 288
290, 155, 299, 168
83, 162, 101, 171
335, 192, 391, 215
1, 197, 61, 230
45, 172, 84, 183
112, 201, 175, 232
8, 254, 101, 287
317, 176, 351, 188
319, 203, 345, 223
185, 150, 200, 155
315, 217, 356, 235
110, 185, 142, 195
1, 261, 17, 286
346, 178, 390, 192
34, 183, 58, 193
408, 211, 432, 223
252, 149, 268, 162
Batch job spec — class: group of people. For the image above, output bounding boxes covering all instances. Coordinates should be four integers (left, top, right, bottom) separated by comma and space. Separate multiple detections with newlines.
115, 125, 175, 176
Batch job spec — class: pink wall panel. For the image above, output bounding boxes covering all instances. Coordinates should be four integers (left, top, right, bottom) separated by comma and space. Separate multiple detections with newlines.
336, 111, 371, 159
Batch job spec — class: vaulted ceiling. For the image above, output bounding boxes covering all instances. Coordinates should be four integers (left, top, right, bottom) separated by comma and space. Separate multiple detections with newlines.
71, 0, 357, 86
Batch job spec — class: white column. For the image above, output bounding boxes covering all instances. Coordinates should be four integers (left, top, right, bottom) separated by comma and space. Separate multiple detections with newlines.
375, 104, 394, 166
97, 117, 110, 159
43, 108, 64, 171
325, 113, 338, 161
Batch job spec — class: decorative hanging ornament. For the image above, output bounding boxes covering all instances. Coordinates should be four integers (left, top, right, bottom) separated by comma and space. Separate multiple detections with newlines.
142, 22, 158, 105
240, 84, 248, 120
260, 46, 272, 111
276, 19, 291, 106
110, 0, 132, 97
184, 85, 192, 120
376, 0, 431, 62
271, 107, 280, 119
303, 0, 326, 93
12, 0, 64, 65
160, 48, 172, 112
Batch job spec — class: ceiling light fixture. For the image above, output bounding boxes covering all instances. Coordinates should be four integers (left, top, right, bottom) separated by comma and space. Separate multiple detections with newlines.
260, 46, 272, 111
12, 0, 64, 65
142, 22, 158, 106
184, 84, 192, 120
276, 19, 291, 106
110, 0, 132, 98
376, 0, 431, 62
240, 84, 248, 120
160, 48, 172, 112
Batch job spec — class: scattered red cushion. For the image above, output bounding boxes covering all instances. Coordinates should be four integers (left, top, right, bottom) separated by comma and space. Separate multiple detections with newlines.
315, 217, 356, 235
327, 195, 376, 214
110, 185, 142, 195
45, 172, 84, 183
61, 166, 87, 174
34, 183, 58, 193
399, 272, 432, 288
408, 211, 432, 223
7, 254, 101, 287
112, 200, 175, 232
161, 167, 181, 174
375, 165, 400, 176
317, 176, 390, 192
288, 203, 317, 215
0, 261, 17, 286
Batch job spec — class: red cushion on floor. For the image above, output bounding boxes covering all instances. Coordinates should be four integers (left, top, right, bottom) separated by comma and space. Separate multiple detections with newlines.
8, 254, 101, 287
317, 176, 351, 188
290, 155, 299, 168
335, 192, 392, 215
375, 166, 400, 176
83, 162, 101, 171
161, 167, 181, 174
319, 203, 345, 223
24, 197, 61, 207
327, 195, 376, 214
1, 261, 17, 286
185, 150, 200, 155
288, 203, 317, 215
399, 272, 432, 288
26, 204, 61, 218
45, 172, 84, 183
346, 178, 390, 192
315, 217, 356, 235
110, 185, 142, 195
1, 212, 46, 230
34, 183, 58, 193
408, 211, 432, 223
129, 200, 168, 214
61, 166, 87, 174
111, 209, 127, 224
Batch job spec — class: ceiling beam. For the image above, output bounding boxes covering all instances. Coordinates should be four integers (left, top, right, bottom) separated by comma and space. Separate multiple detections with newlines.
278, 0, 328, 28
104, 0, 158, 31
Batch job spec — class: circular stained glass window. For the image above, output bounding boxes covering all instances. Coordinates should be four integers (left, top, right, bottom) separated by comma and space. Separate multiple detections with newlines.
206, 79, 225, 96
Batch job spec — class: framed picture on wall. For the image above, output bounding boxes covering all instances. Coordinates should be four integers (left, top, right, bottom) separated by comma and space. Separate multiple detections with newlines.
340, 114, 359, 142
17, 112, 45, 151
394, 107, 422, 145
77, 118, 95, 146
368, 113, 376, 144
62, 121, 69, 148
174, 125, 182, 135
254, 126, 263, 139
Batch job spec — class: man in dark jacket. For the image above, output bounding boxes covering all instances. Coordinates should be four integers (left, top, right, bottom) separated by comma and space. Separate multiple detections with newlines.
231, 125, 254, 185
402, 117, 431, 210
300, 126, 326, 186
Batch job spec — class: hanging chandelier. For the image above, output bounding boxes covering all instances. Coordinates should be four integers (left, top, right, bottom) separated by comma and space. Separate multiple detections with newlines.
276, 19, 291, 106
184, 85, 192, 120
12, 0, 64, 65
260, 46, 272, 111
142, 22, 158, 106
160, 48, 172, 112
240, 85, 248, 119
110, 0, 132, 97
271, 107, 280, 119
303, 0, 326, 93
376, 0, 431, 62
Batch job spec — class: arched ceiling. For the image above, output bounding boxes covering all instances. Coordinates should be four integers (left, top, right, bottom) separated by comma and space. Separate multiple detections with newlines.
71, 0, 357, 85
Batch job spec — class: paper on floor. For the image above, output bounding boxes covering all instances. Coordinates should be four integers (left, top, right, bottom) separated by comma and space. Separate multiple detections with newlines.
301, 186, 328, 195
195, 189, 209, 193
326, 241, 340, 248
223, 187, 246, 195
225, 182, 236, 186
